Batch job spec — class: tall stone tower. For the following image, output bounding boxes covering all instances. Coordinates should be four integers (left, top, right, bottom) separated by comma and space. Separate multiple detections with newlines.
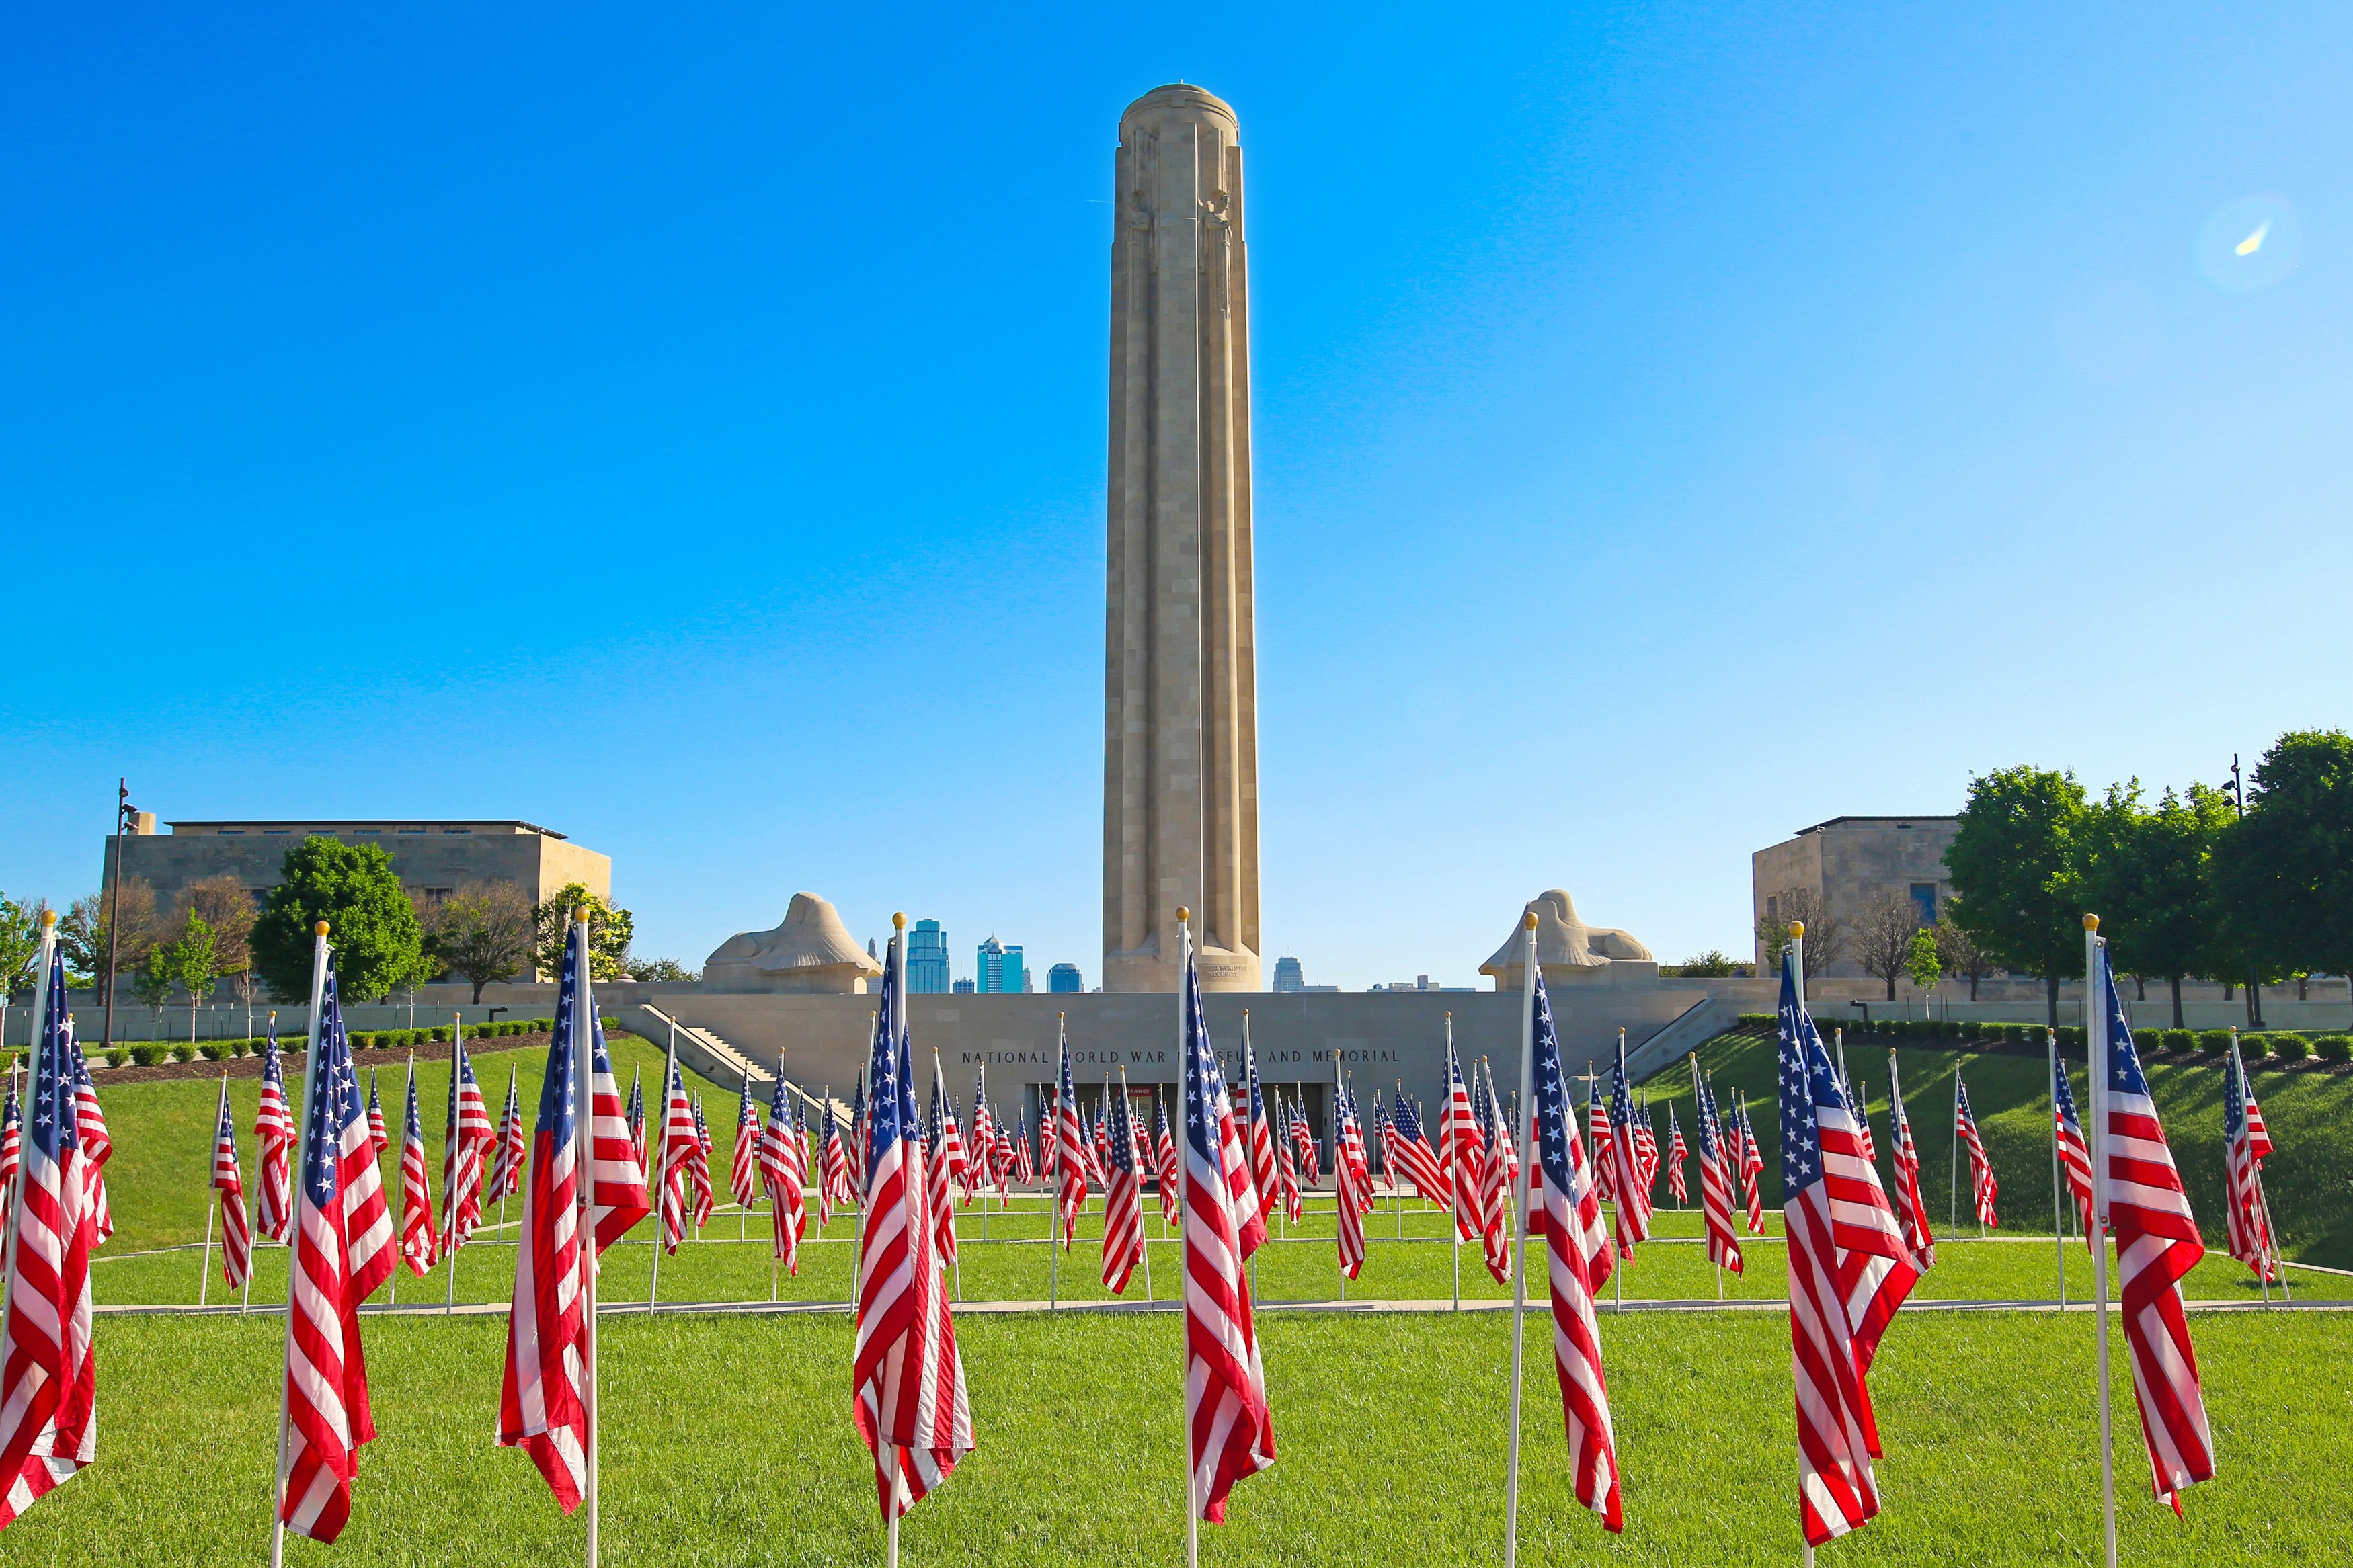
1102, 84, 1261, 994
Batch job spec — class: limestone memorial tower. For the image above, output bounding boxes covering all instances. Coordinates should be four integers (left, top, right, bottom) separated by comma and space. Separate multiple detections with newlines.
1101, 84, 1262, 994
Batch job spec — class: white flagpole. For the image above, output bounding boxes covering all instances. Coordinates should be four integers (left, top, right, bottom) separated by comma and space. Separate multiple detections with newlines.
1693, 1053, 1721, 1301
887, 917, 909, 1568
1332, 1047, 1345, 1304
1123, 1066, 1152, 1302
4, 915, 56, 1322
2048, 1028, 2068, 1307
571, 911, 601, 1568
1050, 1015, 1063, 1312
1503, 911, 1538, 1568
1176, 909, 1197, 1568
1790, 924, 1814, 1568
271, 921, 331, 1568
940, 1049, 961, 1304
200, 1073, 225, 1306
1949, 1068, 1961, 1233
649, 1018, 679, 1315
245, 1022, 263, 1316
2229, 1035, 2272, 1307
447, 1021, 466, 1316
2085, 917, 2118, 1568
1446, 1013, 1461, 1312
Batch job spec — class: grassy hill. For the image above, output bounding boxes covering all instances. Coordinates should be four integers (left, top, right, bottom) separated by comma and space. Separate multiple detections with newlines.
1645, 1027, 2353, 1269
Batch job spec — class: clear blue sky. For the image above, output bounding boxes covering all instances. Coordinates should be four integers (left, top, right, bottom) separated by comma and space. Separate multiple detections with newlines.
5, 5, 2348, 988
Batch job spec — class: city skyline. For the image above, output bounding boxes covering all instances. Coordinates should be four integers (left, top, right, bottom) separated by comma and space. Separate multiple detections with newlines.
3, 12, 2348, 989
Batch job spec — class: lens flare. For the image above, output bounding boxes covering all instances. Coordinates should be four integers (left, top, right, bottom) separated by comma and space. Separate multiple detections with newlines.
2197, 196, 2299, 292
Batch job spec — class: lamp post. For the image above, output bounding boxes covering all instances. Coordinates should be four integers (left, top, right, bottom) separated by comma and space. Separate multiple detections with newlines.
2221, 754, 2265, 1030
101, 779, 137, 1050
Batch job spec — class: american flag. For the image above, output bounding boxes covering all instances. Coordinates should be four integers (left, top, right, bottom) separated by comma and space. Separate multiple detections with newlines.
366, 1070, 388, 1161
818, 1097, 849, 1230
211, 1074, 253, 1292
1091, 1104, 1113, 1187
1776, 951, 1907, 1548
1051, 1040, 1090, 1249
0, 948, 96, 1530
1008, 1110, 1036, 1189
1851, 1073, 1877, 1163
256, 1022, 294, 1245
1587, 1077, 1613, 1205
1475, 1062, 1512, 1284
850, 933, 973, 1519
625, 1067, 645, 1178
1386, 1087, 1447, 1206
939, 1084, 971, 1198
1334, 1079, 1367, 1282
1633, 1094, 1659, 1195
690, 1094, 717, 1229
399, 1064, 437, 1277
968, 1069, 998, 1200
1272, 1094, 1302, 1223
758, 1059, 807, 1274
1243, 1040, 1279, 1231
1606, 1037, 1651, 1257
2051, 1055, 2092, 1251
487, 1066, 526, 1208
1954, 1076, 1997, 1227
731, 1074, 761, 1213
1341, 1082, 1374, 1208
440, 1033, 495, 1253
497, 913, 651, 1514
67, 1037, 111, 1245
1154, 1092, 1181, 1226
277, 968, 395, 1543
1177, 925, 1275, 1522
1693, 1070, 1742, 1274
2091, 939, 2214, 1512
0, 1081, 17, 1241
1887, 1065, 1936, 1270
1527, 962, 1622, 1532
1370, 1096, 1394, 1194
2240, 1050, 2273, 1160
657, 1063, 696, 1253
1665, 1102, 1689, 1207
2223, 1042, 2275, 1282
1101, 1081, 1146, 1293
926, 1070, 959, 1272
856, 1081, 875, 1203
1291, 1100, 1320, 1190
1738, 1100, 1766, 1235
1439, 1044, 1478, 1239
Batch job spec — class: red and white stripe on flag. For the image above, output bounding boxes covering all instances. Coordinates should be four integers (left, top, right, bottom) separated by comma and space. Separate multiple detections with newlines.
1527, 965, 1621, 1532
852, 938, 973, 1519
1178, 932, 1274, 1523
0, 951, 97, 1531
212, 1077, 254, 1292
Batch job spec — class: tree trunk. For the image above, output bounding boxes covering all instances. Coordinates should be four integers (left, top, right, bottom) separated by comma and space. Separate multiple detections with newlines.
2247, 981, 2264, 1030
2133, 974, 2146, 1001
2045, 973, 2061, 1028
1885, 973, 1897, 1001
2170, 975, 2184, 1030
472, 975, 488, 1005
1968, 972, 1980, 1001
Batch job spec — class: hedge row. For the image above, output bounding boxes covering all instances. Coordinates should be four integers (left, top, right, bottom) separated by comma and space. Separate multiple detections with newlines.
55, 1017, 614, 1070
1731, 1013, 2350, 1063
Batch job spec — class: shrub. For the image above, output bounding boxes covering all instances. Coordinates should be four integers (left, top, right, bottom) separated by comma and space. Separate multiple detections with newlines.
2196, 1030, 2232, 1055
2240, 1034, 2272, 1059
106, 1048, 132, 1068
2160, 1028, 2193, 1054
2315, 1035, 2352, 1063
198, 1044, 223, 1061
130, 1044, 165, 1067
430, 1025, 452, 1044
1957, 1020, 1980, 1040
2274, 1035, 2311, 1062
2060, 1026, 2087, 1050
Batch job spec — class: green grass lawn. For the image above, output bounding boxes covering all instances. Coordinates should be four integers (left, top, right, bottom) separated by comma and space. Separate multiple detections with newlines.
9, 1305, 2344, 1564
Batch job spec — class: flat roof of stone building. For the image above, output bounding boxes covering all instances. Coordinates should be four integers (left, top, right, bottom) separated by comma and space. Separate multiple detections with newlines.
1792, 815, 1958, 835
165, 819, 569, 839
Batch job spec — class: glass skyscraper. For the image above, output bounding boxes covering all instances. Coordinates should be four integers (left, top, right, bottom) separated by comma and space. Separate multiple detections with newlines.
975, 936, 1028, 995
907, 919, 951, 994
1047, 962, 1083, 993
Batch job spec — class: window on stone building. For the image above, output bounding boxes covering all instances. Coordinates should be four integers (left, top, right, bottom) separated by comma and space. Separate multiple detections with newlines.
1766, 895, 1780, 923
1909, 883, 1937, 927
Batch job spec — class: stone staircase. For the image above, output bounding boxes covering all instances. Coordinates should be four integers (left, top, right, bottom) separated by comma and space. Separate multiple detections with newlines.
1624, 996, 1739, 1085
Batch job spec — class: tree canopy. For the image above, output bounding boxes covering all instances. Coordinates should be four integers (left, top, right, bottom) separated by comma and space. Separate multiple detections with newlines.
250, 837, 427, 1001
1944, 766, 2085, 1020
2212, 729, 2353, 986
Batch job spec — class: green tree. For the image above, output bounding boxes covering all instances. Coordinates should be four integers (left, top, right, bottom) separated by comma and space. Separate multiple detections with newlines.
1944, 765, 2087, 1025
532, 884, 633, 983
1755, 886, 1843, 978
2075, 782, 2234, 1028
0, 893, 48, 999
625, 955, 700, 983
250, 837, 427, 1002
59, 878, 158, 992
1905, 926, 1942, 999
1932, 909, 1997, 1000
147, 913, 221, 1046
428, 880, 538, 1002
2212, 729, 2353, 999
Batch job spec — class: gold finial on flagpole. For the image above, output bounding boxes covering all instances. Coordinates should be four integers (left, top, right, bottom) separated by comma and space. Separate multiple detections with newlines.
2083, 914, 2100, 931
1523, 911, 1538, 930
574, 905, 590, 924
39, 909, 55, 929
1788, 921, 1804, 940
893, 912, 907, 930
1176, 906, 1189, 923
314, 920, 330, 937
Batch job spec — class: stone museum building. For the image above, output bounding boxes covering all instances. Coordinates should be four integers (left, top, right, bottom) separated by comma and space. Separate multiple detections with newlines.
1749, 815, 1958, 977
106, 817, 611, 911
